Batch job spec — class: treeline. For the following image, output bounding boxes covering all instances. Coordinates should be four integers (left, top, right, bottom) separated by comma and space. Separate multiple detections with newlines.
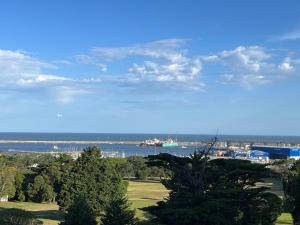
1, 146, 300, 225
0, 150, 166, 204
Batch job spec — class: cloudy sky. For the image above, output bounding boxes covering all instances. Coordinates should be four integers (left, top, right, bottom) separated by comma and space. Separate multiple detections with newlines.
1, 0, 300, 135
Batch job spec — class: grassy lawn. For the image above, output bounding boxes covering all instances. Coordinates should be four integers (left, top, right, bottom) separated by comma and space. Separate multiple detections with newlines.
0, 180, 294, 224
276, 213, 293, 225
127, 180, 169, 219
0, 201, 62, 225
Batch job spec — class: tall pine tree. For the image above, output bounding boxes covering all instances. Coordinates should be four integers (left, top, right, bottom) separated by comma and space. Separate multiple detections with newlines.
101, 197, 136, 225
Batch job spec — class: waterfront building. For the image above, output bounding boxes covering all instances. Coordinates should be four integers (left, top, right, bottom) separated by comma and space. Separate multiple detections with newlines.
250, 146, 300, 160
249, 150, 269, 162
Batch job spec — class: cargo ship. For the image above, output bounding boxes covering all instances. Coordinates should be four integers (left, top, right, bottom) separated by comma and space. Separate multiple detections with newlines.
139, 138, 178, 148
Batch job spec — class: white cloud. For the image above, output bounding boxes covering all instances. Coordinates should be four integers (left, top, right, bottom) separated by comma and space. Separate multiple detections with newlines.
0, 49, 60, 81
76, 41, 300, 91
2, 41, 300, 104
82, 39, 204, 90
91, 38, 189, 62
52, 86, 90, 104
52, 60, 72, 65
201, 45, 300, 88
219, 46, 271, 72
277, 29, 300, 41
220, 73, 270, 89
278, 58, 294, 72
0, 49, 89, 104
0, 49, 54, 82
128, 59, 202, 82
17, 74, 71, 86
75, 54, 107, 72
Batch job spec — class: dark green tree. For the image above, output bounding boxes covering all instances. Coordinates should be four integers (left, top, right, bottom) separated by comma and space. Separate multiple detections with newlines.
60, 197, 97, 225
282, 160, 300, 225
144, 146, 282, 225
14, 170, 26, 201
57, 146, 127, 216
127, 156, 149, 180
101, 197, 136, 225
106, 158, 134, 178
27, 175, 56, 202
32, 153, 74, 196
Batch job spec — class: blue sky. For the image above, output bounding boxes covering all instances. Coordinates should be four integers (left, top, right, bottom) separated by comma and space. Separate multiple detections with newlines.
1, 0, 300, 135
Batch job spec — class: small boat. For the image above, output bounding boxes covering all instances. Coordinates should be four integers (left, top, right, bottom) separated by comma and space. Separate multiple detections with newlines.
181, 146, 187, 149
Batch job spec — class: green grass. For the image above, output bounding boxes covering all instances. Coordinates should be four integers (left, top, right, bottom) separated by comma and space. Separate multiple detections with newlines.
276, 213, 293, 225
127, 180, 169, 219
0, 180, 294, 224
0, 201, 62, 225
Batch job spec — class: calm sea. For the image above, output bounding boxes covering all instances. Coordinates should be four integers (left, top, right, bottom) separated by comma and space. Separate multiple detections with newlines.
0, 132, 299, 157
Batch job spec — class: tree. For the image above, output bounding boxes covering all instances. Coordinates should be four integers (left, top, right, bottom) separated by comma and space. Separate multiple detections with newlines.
127, 156, 149, 180
58, 146, 127, 216
282, 160, 300, 225
0, 208, 41, 225
144, 142, 282, 225
106, 158, 134, 178
27, 175, 56, 203
60, 197, 97, 225
0, 163, 17, 199
14, 170, 26, 201
32, 153, 74, 197
101, 197, 136, 225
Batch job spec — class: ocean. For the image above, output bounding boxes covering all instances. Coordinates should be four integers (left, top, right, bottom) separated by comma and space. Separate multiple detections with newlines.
0, 132, 299, 157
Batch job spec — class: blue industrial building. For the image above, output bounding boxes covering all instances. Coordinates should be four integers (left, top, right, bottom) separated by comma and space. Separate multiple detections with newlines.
250, 150, 269, 158
232, 151, 248, 158
250, 146, 300, 159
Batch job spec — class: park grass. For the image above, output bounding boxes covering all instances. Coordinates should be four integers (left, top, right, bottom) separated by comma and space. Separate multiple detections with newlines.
0, 180, 294, 224
127, 180, 169, 219
0, 201, 62, 225
276, 213, 293, 225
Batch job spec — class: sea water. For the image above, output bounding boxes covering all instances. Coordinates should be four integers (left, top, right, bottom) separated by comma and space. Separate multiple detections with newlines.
0, 132, 299, 157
